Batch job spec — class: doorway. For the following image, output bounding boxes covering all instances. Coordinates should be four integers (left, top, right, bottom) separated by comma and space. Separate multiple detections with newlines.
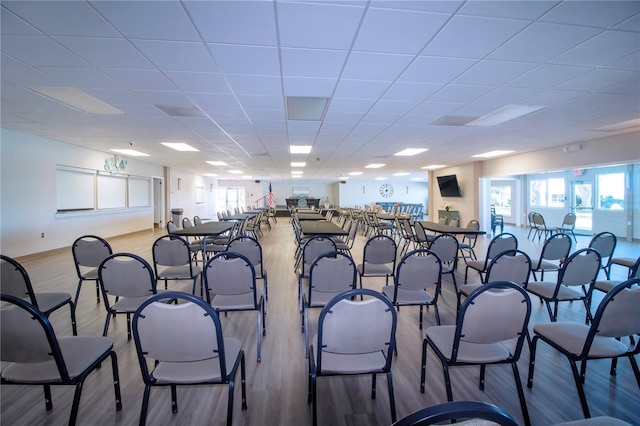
571, 181, 593, 233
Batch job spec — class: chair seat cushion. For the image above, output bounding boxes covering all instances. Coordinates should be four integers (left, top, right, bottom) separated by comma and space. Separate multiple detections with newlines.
152, 337, 241, 383
157, 265, 201, 279
112, 295, 155, 312
311, 336, 387, 374
306, 290, 346, 307
382, 286, 433, 304
211, 290, 262, 310
531, 259, 560, 271
2, 336, 113, 383
357, 263, 393, 276
458, 284, 482, 297
533, 322, 629, 357
35, 292, 72, 313
525, 282, 584, 300
466, 260, 485, 271
611, 257, 635, 268
81, 268, 99, 280
594, 280, 622, 293
426, 325, 511, 363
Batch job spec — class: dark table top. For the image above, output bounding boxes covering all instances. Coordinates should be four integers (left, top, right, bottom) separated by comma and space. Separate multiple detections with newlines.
300, 221, 348, 236
219, 213, 256, 221
172, 221, 234, 236
416, 221, 486, 236
297, 213, 326, 221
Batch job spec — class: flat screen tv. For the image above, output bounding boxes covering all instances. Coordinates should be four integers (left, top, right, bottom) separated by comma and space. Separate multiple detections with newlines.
437, 174, 462, 197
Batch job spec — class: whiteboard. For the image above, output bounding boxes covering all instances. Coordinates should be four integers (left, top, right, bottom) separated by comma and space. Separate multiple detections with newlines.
195, 186, 204, 204
129, 177, 150, 207
56, 168, 95, 211
97, 174, 126, 209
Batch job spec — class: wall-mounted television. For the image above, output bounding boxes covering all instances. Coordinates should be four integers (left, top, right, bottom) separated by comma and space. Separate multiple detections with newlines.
437, 174, 462, 197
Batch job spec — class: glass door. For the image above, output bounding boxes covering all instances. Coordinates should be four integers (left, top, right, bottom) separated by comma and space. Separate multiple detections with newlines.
571, 181, 593, 233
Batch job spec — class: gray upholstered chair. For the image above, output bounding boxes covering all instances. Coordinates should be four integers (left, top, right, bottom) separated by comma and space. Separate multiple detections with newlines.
382, 249, 443, 329
392, 401, 518, 426
1, 254, 77, 335
594, 256, 640, 294
227, 235, 269, 301
358, 234, 397, 289
530, 233, 572, 281
421, 281, 532, 425
72, 235, 112, 305
527, 278, 640, 419
308, 289, 397, 426
428, 233, 459, 294
588, 231, 617, 279
555, 212, 577, 242
132, 292, 246, 426
458, 220, 480, 264
464, 232, 517, 284
1, 294, 121, 426
152, 235, 202, 294
204, 252, 265, 362
297, 235, 337, 302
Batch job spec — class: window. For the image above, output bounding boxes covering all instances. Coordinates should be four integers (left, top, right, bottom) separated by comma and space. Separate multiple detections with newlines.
529, 178, 565, 207
491, 186, 512, 216
598, 173, 624, 210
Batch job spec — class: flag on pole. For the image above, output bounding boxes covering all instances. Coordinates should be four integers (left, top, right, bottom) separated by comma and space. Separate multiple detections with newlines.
267, 182, 275, 208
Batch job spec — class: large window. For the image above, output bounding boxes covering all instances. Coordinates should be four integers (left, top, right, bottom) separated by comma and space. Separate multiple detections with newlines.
597, 173, 624, 210
529, 178, 565, 207
491, 185, 512, 216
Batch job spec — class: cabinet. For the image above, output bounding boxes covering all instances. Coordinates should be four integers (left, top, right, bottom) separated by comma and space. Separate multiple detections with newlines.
437, 210, 460, 225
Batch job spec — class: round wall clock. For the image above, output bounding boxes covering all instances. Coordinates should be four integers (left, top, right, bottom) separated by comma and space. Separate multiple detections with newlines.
380, 183, 394, 198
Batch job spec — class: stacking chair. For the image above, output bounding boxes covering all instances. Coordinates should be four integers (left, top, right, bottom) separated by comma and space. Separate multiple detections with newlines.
335, 219, 358, 256
227, 235, 269, 300
530, 233, 572, 281
1, 254, 77, 335
0, 295, 122, 426
399, 218, 421, 255
457, 220, 479, 264
297, 236, 337, 303
588, 231, 617, 279
204, 252, 266, 362
490, 205, 504, 234
392, 401, 518, 426
308, 289, 397, 426
358, 234, 397, 289
132, 292, 247, 426
382, 249, 442, 328
152, 235, 202, 294
594, 256, 640, 294
457, 249, 532, 312
420, 282, 532, 426
555, 213, 577, 242
98, 253, 161, 340
532, 212, 552, 240
526, 212, 537, 239
525, 248, 601, 323
72, 235, 112, 305
610, 256, 640, 278
464, 232, 517, 284
301, 251, 357, 357
167, 220, 179, 233
193, 215, 203, 225
527, 278, 640, 418
428, 234, 459, 294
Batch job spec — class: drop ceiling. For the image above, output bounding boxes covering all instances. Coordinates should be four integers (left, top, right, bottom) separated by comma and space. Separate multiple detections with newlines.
1, 1, 639, 182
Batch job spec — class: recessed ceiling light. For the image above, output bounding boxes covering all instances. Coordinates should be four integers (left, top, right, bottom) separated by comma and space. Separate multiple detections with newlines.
290, 145, 312, 154
203, 174, 218, 177
228, 170, 243, 174
349, 172, 363, 176
466, 105, 545, 127
161, 142, 199, 152
592, 118, 640, 132
206, 161, 228, 166
291, 162, 306, 167
292, 175, 302, 179
375, 177, 387, 181
410, 177, 426, 181
394, 148, 428, 156
30, 87, 124, 115
291, 171, 303, 175
472, 150, 515, 158
339, 177, 349, 180
111, 149, 149, 157
393, 172, 410, 176
365, 164, 385, 169
242, 175, 253, 179
422, 164, 446, 170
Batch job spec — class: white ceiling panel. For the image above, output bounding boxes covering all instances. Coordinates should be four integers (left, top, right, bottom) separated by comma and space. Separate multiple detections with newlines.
1, 0, 638, 180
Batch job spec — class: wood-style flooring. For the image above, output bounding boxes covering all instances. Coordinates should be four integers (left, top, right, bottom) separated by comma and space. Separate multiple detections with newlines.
2, 218, 639, 426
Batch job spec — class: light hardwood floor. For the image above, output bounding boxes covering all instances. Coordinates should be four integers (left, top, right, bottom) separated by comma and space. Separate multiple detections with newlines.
2, 218, 638, 426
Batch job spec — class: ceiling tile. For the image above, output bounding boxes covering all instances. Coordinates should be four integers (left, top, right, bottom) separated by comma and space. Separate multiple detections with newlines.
458, 1, 558, 20
333, 79, 391, 99
186, 92, 240, 108
225, 74, 282, 96
371, 1, 463, 14
1, 35, 86, 66
454, 60, 537, 86
343, 51, 414, 81
428, 84, 494, 103
472, 86, 542, 104
400, 56, 477, 83
506, 64, 592, 89
1, 65, 61, 86
382, 82, 441, 101
1, 6, 42, 35
521, 89, 588, 106
35, 66, 121, 89
209, 44, 280, 76
605, 52, 640, 72
539, 1, 640, 28
281, 48, 348, 78
165, 71, 230, 93
554, 68, 639, 92
550, 30, 640, 67
54, 36, 154, 69
283, 77, 337, 97
100, 68, 175, 91
132, 40, 219, 73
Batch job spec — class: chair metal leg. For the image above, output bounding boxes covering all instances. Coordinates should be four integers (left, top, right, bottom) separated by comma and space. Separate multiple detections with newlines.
171, 385, 178, 413
479, 364, 486, 390
387, 371, 397, 423
140, 385, 151, 426
109, 351, 122, 411
371, 373, 376, 399
44, 384, 53, 410
420, 339, 428, 393
568, 358, 591, 418
511, 361, 531, 426
527, 336, 539, 388
69, 381, 85, 426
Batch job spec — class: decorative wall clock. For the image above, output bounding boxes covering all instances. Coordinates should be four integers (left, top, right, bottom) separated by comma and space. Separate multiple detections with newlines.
380, 183, 394, 198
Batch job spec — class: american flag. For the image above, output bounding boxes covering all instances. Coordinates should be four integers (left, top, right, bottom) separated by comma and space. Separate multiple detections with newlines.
267, 182, 275, 208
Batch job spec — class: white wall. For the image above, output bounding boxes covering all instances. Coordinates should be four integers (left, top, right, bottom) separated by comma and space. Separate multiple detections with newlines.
168, 169, 217, 222
337, 180, 428, 211
1, 129, 164, 257
431, 163, 481, 225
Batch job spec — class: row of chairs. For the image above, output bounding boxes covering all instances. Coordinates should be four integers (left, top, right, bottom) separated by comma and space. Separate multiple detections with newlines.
528, 211, 577, 242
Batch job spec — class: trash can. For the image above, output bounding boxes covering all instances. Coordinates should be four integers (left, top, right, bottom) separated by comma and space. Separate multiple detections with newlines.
171, 208, 183, 225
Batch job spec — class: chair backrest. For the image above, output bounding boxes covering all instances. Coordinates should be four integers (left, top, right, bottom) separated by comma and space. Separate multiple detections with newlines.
532, 212, 546, 227
133, 292, 230, 379
152, 235, 195, 270
308, 251, 357, 297
413, 221, 429, 245
98, 253, 157, 298
538, 233, 572, 263
0, 295, 70, 380
454, 282, 531, 360
204, 252, 258, 304
486, 232, 518, 261
448, 219, 459, 228
486, 249, 532, 286
561, 213, 576, 228
316, 289, 396, 372
588, 231, 617, 266
429, 234, 458, 264
0, 255, 38, 306
194, 216, 202, 225
462, 220, 480, 246
527, 212, 536, 228
166, 220, 178, 234
395, 249, 442, 293
582, 278, 640, 357
227, 235, 264, 275
72, 235, 113, 274
182, 217, 193, 229
362, 234, 397, 266
558, 248, 601, 288
392, 401, 518, 426
302, 236, 337, 271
